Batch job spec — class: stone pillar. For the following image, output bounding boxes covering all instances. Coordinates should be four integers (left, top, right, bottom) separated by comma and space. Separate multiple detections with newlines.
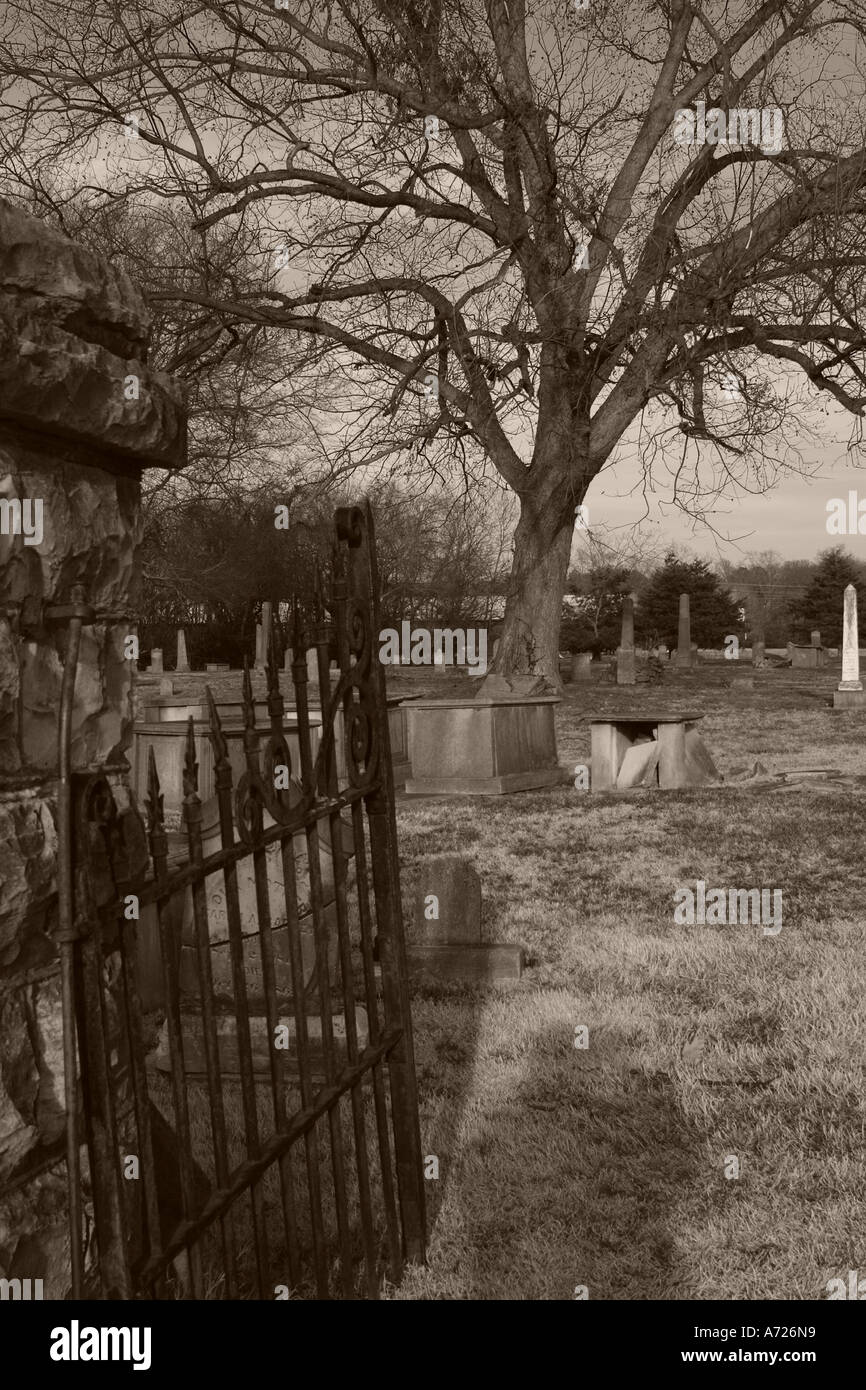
616, 597, 636, 685
175, 627, 189, 672
675, 593, 693, 667
834, 585, 866, 708
306, 648, 319, 689
0, 198, 186, 1294
255, 602, 272, 669
150, 647, 164, 674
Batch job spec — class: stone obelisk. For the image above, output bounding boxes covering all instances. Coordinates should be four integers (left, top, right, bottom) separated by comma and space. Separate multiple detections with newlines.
616, 596, 636, 685
175, 627, 190, 672
675, 593, 693, 667
834, 584, 866, 708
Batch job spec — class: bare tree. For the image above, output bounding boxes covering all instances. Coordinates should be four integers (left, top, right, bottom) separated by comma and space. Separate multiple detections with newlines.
4, 2, 866, 681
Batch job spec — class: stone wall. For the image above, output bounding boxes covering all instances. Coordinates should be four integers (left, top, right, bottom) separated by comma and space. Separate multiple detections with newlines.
0, 199, 186, 1295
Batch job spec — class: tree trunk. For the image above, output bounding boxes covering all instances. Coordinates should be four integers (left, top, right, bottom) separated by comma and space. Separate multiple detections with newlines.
492, 496, 575, 687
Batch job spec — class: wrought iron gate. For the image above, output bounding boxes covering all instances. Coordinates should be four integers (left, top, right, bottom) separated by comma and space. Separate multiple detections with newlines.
60, 503, 426, 1299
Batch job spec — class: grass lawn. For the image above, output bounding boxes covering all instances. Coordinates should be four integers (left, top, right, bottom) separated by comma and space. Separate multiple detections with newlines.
384, 660, 866, 1300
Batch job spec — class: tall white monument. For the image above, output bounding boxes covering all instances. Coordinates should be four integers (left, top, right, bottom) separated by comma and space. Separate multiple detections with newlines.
834, 584, 866, 708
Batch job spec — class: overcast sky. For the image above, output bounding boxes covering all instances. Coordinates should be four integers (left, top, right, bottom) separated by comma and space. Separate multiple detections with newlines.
579, 394, 866, 567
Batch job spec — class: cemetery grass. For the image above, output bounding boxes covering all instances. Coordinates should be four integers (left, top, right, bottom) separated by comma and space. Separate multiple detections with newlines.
386, 664, 866, 1300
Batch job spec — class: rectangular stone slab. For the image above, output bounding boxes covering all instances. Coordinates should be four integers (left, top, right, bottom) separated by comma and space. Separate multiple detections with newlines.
405, 943, 523, 984
149, 1008, 368, 1079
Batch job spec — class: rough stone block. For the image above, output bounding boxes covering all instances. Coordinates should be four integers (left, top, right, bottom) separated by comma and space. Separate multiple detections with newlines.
615, 740, 659, 788
405, 943, 523, 985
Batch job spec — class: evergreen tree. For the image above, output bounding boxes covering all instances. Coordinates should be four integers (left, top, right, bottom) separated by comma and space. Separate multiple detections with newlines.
637, 552, 742, 649
788, 547, 866, 646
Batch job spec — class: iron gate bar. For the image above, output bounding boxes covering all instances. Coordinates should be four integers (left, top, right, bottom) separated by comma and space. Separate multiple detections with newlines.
145, 751, 204, 1299
318, 571, 379, 1298
338, 506, 427, 1263
349, 794, 402, 1284
241, 655, 302, 1292
256, 652, 330, 1298
180, 721, 238, 1298
292, 612, 356, 1298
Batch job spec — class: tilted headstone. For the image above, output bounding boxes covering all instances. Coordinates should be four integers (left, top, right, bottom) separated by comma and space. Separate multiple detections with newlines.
175, 628, 189, 673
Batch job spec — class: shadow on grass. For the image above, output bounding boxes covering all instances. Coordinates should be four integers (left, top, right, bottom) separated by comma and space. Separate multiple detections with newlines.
407, 1000, 705, 1300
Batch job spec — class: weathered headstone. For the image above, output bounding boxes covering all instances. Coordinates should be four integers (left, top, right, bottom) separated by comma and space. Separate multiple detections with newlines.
412, 854, 481, 943
675, 594, 694, 667
159, 676, 175, 698
256, 602, 273, 669
834, 584, 866, 708
283, 645, 293, 672
306, 648, 319, 687
175, 628, 189, 673
811, 629, 822, 647
150, 647, 164, 674
406, 853, 522, 982
751, 639, 765, 668
616, 597, 636, 685
571, 652, 592, 682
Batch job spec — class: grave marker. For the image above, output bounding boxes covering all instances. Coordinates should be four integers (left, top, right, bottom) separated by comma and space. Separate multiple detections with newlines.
834, 584, 866, 708
675, 594, 694, 667
406, 853, 522, 982
616, 596, 636, 685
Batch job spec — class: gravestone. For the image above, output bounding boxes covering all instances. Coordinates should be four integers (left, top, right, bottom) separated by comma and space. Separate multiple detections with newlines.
175, 628, 189, 673
752, 640, 765, 668
811, 629, 822, 647
616, 597, 636, 685
159, 677, 174, 698
412, 854, 481, 943
284, 646, 293, 672
406, 853, 522, 982
150, 648, 164, 674
306, 649, 319, 688
255, 602, 272, 669
834, 584, 866, 708
675, 594, 694, 667
571, 652, 592, 682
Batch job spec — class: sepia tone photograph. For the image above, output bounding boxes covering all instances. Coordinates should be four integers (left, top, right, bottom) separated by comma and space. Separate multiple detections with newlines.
0, 0, 864, 1350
